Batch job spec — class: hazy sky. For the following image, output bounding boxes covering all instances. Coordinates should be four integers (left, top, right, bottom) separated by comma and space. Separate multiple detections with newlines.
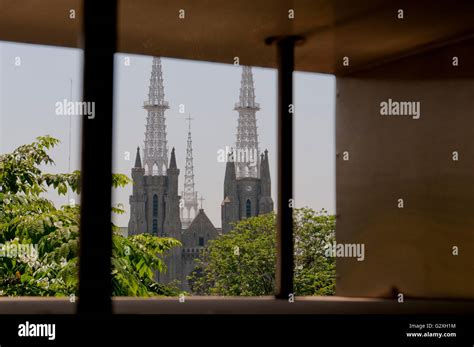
0, 41, 335, 228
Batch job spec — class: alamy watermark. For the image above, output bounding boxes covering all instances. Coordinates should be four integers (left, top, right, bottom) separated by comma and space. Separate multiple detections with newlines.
217, 146, 258, 167
55, 99, 95, 119
18, 321, 56, 341
380, 98, 421, 120
324, 241, 365, 261
0, 243, 38, 259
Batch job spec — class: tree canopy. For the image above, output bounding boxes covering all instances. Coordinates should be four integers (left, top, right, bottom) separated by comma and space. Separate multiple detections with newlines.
189, 208, 336, 296
0, 136, 181, 296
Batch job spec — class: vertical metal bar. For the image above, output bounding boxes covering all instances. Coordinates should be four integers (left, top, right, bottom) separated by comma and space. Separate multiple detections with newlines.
266, 36, 301, 299
276, 38, 294, 299
78, 0, 117, 314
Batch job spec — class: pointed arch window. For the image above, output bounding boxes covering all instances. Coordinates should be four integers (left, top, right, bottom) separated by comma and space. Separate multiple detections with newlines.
246, 199, 251, 218
153, 194, 158, 217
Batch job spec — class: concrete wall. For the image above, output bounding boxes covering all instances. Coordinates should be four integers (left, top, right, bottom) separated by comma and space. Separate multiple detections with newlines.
335, 77, 474, 298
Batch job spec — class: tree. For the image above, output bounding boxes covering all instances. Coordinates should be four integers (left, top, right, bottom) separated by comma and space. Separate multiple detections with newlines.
189, 208, 335, 296
293, 208, 336, 296
0, 136, 181, 296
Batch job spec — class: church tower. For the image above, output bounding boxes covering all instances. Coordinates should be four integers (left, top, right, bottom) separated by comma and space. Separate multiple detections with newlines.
221, 66, 274, 233
128, 57, 182, 284
235, 66, 260, 178
143, 57, 169, 176
180, 115, 199, 228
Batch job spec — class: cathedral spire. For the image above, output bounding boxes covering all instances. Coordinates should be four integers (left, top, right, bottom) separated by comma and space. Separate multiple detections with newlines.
223, 151, 237, 198
181, 115, 199, 226
234, 66, 260, 178
260, 149, 271, 197
143, 57, 169, 176
169, 147, 177, 169
134, 146, 142, 168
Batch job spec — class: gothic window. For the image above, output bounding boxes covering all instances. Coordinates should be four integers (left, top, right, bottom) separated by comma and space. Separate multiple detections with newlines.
153, 194, 158, 217
152, 219, 158, 235
246, 199, 251, 218
199, 237, 204, 247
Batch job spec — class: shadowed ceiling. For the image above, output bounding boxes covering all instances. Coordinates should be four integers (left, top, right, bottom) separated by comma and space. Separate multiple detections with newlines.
0, 0, 473, 74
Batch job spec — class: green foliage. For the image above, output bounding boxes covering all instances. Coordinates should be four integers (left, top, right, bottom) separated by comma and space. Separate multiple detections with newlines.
0, 136, 181, 297
190, 213, 276, 296
189, 208, 335, 296
111, 231, 181, 296
293, 208, 336, 296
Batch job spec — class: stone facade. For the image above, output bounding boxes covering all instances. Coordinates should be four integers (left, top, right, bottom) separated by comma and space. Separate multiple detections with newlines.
128, 147, 183, 284
221, 149, 273, 234
181, 209, 219, 291
128, 59, 273, 291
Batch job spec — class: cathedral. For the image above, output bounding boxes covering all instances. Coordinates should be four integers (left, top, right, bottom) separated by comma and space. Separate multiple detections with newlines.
128, 57, 273, 291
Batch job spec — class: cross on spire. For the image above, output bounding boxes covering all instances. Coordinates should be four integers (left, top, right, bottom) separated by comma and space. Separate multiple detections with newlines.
185, 114, 193, 132
199, 196, 205, 210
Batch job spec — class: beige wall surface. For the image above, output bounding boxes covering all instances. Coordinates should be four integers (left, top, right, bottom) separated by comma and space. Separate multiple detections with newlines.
336, 78, 474, 299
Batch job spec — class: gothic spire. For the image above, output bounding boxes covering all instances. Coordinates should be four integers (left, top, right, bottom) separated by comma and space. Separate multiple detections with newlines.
237, 66, 259, 109
234, 66, 260, 178
180, 115, 199, 225
260, 149, 271, 197
134, 146, 142, 168
223, 150, 237, 199
169, 147, 177, 169
147, 57, 167, 107
143, 57, 169, 176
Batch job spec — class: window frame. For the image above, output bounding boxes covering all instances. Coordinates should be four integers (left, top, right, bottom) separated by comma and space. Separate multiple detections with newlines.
0, 0, 471, 316
74, 2, 298, 313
